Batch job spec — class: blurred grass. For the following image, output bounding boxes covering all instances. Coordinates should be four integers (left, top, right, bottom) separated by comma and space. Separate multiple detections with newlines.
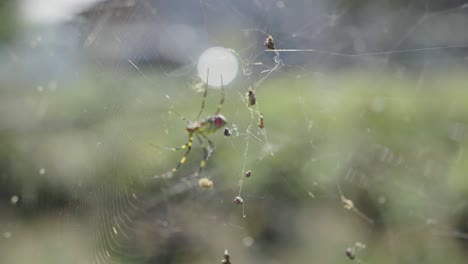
1, 69, 468, 263
0, 1, 19, 43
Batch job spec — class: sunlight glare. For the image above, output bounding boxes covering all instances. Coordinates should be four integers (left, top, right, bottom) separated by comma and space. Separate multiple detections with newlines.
197, 47, 239, 88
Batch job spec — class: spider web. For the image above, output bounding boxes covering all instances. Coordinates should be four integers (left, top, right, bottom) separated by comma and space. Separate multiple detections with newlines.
2, 0, 468, 263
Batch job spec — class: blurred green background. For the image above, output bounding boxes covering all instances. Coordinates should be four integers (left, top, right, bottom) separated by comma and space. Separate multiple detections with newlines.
2, 1, 468, 264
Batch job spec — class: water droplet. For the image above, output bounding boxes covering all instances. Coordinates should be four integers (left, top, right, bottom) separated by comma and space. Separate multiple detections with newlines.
378, 196, 386, 204
3, 232, 11, 239
242, 236, 254, 247
10, 195, 19, 204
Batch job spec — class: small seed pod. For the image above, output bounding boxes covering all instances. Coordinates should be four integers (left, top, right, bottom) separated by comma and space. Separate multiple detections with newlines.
233, 196, 244, 205
258, 113, 265, 129
264, 35, 275, 50
224, 128, 232, 136
244, 170, 252, 178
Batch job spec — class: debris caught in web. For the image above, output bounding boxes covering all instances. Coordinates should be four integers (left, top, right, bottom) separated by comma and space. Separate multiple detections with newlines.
341, 195, 354, 210
221, 249, 231, 264
258, 113, 265, 129
264, 35, 275, 50
233, 196, 244, 205
247, 88, 256, 107
198, 177, 214, 189
345, 242, 366, 260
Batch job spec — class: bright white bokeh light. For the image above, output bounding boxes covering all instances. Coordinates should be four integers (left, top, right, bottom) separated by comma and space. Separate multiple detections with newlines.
197, 47, 239, 88
21, 0, 103, 24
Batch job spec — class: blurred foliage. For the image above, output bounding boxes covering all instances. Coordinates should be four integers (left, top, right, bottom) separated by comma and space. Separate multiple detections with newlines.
0, 1, 19, 43
2, 69, 468, 263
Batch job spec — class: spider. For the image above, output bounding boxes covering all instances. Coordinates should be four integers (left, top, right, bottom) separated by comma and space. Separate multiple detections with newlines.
163, 70, 228, 177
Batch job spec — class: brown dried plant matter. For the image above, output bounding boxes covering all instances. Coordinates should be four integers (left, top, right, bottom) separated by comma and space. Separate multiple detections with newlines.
264, 35, 275, 50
